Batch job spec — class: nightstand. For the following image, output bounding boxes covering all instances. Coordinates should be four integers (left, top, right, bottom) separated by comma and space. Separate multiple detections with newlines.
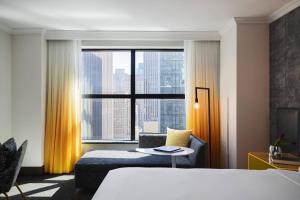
248, 152, 299, 171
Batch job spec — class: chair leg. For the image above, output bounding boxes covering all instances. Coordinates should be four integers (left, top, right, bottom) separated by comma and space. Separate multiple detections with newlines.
15, 183, 28, 200
3, 193, 10, 200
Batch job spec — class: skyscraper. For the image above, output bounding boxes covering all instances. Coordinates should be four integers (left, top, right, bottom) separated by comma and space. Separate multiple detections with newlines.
159, 52, 185, 132
82, 50, 185, 140
113, 68, 131, 139
82, 51, 114, 140
136, 51, 185, 134
82, 52, 102, 140
98, 52, 114, 140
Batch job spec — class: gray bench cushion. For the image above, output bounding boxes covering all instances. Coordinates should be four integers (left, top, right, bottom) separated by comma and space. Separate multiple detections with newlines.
75, 134, 206, 189
75, 150, 192, 189
75, 150, 192, 171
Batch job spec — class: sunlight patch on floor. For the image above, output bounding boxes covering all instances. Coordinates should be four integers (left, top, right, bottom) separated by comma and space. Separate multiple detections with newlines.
28, 187, 60, 197
0, 183, 58, 197
45, 175, 74, 181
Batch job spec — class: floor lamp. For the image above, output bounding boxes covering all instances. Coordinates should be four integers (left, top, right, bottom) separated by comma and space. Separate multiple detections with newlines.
194, 87, 212, 167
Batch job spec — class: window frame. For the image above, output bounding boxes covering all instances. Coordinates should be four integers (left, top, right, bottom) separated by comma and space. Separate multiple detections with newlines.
81, 48, 185, 143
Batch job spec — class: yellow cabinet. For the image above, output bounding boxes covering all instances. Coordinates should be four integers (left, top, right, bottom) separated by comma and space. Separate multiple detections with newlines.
248, 152, 299, 171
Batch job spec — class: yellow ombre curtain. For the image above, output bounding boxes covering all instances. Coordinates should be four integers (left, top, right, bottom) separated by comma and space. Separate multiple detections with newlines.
44, 40, 82, 174
184, 41, 220, 168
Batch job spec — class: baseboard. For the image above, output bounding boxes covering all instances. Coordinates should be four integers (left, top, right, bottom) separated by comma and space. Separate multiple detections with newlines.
20, 166, 44, 176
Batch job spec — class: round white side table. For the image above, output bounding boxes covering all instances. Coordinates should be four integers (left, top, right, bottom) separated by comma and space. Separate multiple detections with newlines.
136, 147, 194, 168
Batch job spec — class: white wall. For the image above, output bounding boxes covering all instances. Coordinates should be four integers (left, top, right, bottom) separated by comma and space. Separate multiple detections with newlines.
220, 20, 269, 169
0, 29, 12, 143
220, 21, 237, 168
12, 32, 46, 167
4, 25, 268, 169
236, 23, 269, 168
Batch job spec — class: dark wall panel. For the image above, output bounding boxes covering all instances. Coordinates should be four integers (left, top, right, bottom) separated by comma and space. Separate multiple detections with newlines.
270, 6, 300, 144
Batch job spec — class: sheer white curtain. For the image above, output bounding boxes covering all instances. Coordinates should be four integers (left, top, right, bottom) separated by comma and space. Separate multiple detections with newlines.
184, 40, 220, 167
44, 40, 82, 174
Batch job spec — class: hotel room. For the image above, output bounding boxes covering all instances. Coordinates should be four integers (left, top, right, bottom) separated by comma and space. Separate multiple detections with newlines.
0, 0, 300, 199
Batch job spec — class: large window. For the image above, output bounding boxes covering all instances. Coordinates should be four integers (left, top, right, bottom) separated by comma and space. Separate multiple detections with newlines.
81, 49, 185, 141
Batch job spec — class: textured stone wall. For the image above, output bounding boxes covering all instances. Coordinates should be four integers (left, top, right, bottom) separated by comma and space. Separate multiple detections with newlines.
270, 6, 300, 143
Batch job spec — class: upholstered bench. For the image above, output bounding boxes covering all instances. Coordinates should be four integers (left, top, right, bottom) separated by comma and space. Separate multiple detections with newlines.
75, 133, 206, 190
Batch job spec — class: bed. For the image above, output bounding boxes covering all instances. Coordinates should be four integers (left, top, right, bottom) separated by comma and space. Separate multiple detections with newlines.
92, 167, 300, 200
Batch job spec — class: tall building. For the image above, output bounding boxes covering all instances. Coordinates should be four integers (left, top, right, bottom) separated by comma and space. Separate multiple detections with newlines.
98, 52, 114, 140
82, 52, 114, 140
82, 52, 102, 140
135, 63, 145, 93
136, 51, 185, 134
113, 68, 130, 93
160, 52, 184, 94
159, 52, 185, 132
82, 51, 185, 140
144, 52, 160, 131
135, 63, 145, 134
113, 68, 131, 140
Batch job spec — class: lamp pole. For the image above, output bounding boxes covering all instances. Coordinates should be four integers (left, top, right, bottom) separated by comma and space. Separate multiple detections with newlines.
194, 87, 212, 167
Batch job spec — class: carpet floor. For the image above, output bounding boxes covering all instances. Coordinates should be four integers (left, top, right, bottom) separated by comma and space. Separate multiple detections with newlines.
0, 174, 95, 200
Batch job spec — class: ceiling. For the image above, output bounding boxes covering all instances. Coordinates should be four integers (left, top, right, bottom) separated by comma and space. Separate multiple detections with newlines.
0, 0, 293, 31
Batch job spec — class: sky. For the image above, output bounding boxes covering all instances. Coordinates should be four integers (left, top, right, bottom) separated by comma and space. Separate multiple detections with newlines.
113, 51, 143, 74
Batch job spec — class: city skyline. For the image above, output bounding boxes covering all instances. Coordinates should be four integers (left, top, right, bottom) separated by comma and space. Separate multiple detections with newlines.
81, 51, 185, 140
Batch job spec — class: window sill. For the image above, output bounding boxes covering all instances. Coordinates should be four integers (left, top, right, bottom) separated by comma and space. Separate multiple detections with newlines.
82, 140, 139, 144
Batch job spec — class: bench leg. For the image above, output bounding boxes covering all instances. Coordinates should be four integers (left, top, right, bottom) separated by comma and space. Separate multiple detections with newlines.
171, 156, 176, 168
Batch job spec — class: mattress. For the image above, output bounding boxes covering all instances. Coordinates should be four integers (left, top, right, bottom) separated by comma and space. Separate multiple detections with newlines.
92, 167, 300, 200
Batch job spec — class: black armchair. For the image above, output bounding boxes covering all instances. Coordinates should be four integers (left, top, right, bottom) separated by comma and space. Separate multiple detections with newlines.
0, 138, 28, 200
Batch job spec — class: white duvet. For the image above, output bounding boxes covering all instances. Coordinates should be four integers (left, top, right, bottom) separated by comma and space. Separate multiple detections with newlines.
92, 168, 300, 200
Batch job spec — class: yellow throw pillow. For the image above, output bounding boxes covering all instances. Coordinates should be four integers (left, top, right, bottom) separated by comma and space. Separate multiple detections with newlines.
165, 128, 192, 147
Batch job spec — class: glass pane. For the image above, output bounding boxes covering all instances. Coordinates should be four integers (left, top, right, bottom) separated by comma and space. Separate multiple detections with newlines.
135, 51, 184, 94
81, 51, 131, 94
135, 99, 186, 139
82, 99, 131, 140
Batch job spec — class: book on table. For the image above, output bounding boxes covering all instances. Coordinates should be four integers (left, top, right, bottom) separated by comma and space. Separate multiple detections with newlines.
271, 154, 300, 166
154, 146, 184, 153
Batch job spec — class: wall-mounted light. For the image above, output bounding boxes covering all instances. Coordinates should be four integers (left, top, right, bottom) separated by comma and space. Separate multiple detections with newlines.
194, 97, 199, 109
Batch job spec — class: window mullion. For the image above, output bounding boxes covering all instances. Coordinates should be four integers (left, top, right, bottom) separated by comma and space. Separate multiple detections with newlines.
130, 50, 136, 141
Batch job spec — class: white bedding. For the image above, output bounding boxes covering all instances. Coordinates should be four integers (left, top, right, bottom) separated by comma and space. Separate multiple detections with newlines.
92, 168, 300, 200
